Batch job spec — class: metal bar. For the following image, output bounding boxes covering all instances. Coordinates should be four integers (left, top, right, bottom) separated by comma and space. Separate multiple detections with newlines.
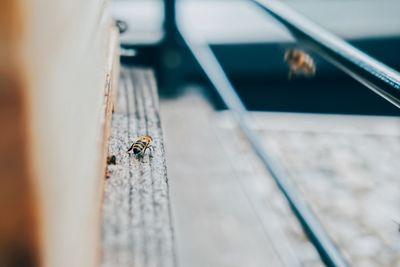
250, 0, 400, 109
177, 19, 349, 267
164, 0, 177, 43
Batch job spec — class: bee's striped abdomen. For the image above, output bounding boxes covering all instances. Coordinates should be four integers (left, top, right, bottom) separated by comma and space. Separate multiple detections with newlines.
127, 135, 153, 157
132, 141, 147, 154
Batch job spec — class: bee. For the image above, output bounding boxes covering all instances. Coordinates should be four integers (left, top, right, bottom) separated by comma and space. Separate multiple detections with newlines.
127, 135, 153, 158
284, 49, 316, 79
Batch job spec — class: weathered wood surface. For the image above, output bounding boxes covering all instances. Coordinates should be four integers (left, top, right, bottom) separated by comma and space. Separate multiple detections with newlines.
102, 68, 176, 267
161, 91, 323, 267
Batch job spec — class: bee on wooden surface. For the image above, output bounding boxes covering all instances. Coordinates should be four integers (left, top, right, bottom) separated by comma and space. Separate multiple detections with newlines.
284, 49, 316, 79
127, 135, 153, 158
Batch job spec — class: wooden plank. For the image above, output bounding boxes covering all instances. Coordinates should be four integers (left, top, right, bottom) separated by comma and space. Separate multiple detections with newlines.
0, 1, 40, 266
161, 91, 322, 267
0, 77, 40, 267
97, 24, 120, 267
102, 68, 177, 267
24, 1, 114, 265
99, 25, 120, 205
0, 0, 118, 266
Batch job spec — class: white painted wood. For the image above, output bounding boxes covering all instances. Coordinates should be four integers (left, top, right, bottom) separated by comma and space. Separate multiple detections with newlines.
11, 1, 116, 266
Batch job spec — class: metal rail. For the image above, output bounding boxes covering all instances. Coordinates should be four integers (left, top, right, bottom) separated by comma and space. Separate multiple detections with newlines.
177, 18, 349, 267
164, 0, 177, 43
251, 0, 400, 109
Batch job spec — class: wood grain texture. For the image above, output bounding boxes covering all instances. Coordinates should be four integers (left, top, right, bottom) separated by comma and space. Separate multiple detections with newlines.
102, 68, 177, 267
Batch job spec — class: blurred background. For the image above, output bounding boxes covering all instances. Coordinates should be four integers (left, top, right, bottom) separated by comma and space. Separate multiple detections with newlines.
114, 0, 400, 114
110, 0, 400, 266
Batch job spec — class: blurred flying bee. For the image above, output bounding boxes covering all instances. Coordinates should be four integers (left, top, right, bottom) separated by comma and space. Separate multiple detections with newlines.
284, 49, 316, 79
127, 135, 153, 158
